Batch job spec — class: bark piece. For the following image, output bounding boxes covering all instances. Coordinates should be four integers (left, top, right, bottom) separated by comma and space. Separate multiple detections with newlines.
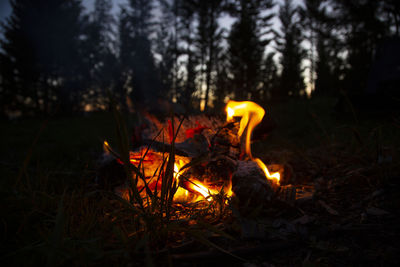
232, 160, 275, 206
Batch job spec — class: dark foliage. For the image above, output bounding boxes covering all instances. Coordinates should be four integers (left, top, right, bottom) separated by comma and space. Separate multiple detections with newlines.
0, 0, 85, 116
275, 0, 306, 99
227, 0, 274, 101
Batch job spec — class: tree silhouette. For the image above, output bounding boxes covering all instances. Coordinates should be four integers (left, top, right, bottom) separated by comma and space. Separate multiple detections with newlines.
299, 0, 338, 96
118, 0, 161, 109
82, 0, 117, 110
261, 51, 279, 101
275, 0, 306, 99
327, 0, 394, 95
195, 0, 224, 111
155, 0, 187, 106
227, 0, 271, 101
0, 0, 84, 115
177, 0, 198, 111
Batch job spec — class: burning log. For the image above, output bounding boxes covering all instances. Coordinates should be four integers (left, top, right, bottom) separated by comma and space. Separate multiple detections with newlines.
231, 160, 277, 206
133, 113, 226, 145
209, 122, 240, 157
141, 132, 210, 158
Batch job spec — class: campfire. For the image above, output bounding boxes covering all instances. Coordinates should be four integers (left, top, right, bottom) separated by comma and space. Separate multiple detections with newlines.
100, 100, 293, 208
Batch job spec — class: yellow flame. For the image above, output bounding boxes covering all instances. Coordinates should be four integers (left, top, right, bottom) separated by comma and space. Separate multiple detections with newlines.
103, 140, 111, 154
186, 179, 219, 201
174, 161, 180, 179
254, 158, 280, 184
173, 160, 193, 201
226, 101, 265, 158
225, 100, 280, 183
227, 106, 235, 121
173, 160, 220, 201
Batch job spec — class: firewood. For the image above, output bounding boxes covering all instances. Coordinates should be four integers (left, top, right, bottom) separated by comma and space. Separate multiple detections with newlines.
231, 161, 276, 206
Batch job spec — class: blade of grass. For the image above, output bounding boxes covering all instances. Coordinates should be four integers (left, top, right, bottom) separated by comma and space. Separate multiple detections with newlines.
110, 98, 144, 210
46, 192, 66, 267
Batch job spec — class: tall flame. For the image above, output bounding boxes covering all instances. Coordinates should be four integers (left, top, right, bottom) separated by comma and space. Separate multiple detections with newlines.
225, 100, 280, 184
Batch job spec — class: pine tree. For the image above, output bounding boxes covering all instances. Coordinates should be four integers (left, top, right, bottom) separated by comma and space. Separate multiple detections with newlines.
314, 32, 335, 96
213, 45, 230, 111
82, 0, 117, 109
154, 23, 175, 102
327, 0, 394, 95
118, 0, 161, 108
299, 0, 338, 96
227, 0, 273, 101
177, 0, 198, 111
156, 0, 185, 104
275, 0, 306, 99
299, 0, 323, 95
262, 52, 279, 101
115, 7, 131, 109
195, 0, 224, 111
0, 0, 85, 115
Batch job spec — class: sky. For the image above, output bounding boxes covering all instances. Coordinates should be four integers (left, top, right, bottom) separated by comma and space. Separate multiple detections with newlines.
0, 0, 304, 32
0, 0, 12, 23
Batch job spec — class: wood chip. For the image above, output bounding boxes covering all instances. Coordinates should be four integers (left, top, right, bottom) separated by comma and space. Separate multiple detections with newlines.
292, 215, 315, 225
366, 207, 390, 216
318, 200, 339, 215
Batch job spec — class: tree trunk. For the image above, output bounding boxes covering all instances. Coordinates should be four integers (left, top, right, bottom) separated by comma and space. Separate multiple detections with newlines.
204, 7, 215, 112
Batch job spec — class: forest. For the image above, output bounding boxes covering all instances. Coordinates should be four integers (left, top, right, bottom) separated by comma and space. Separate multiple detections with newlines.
1, 0, 400, 266
1, 0, 398, 116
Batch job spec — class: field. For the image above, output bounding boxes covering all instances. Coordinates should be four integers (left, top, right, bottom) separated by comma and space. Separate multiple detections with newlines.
1, 97, 399, 266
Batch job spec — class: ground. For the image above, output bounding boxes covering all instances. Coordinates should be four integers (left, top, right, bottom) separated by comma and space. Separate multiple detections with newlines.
1, 97, 399, 266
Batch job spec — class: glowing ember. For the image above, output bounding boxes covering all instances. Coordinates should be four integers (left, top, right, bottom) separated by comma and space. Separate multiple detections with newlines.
225, 100, 280, 184
173, 159, 219, 202
103, 99, 280, 205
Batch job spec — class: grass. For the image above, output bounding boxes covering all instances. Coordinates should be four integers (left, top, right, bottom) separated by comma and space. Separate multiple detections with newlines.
1, 96, 399, 265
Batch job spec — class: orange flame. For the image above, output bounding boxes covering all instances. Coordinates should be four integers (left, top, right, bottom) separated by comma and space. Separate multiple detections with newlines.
225, 100, 280, 184
254, 158, 280, 184
172, 160, 190, 201
173, 160, 219, 202
103, 140, 111, 154
226, 101, 265, 158
184, 179, 220, 201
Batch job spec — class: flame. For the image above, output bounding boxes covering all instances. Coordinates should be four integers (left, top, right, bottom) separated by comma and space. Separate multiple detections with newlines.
254, 158, 280, 184
226, 101, 265, 158
174, 160, 183, 179
103, 140, 111, 154
184, 179, 219, 201
173, 160, 194, 201
173, 159, 219, 202
225, 100, 280, 184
